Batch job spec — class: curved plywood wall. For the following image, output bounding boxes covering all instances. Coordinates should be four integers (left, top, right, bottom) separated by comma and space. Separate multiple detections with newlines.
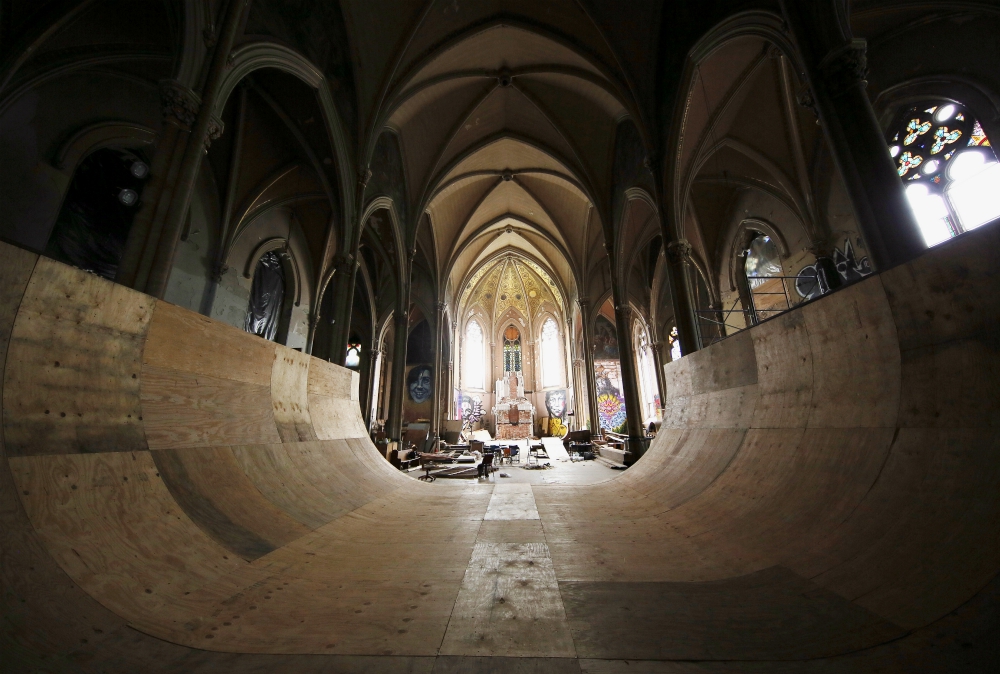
2, 227, 999, 671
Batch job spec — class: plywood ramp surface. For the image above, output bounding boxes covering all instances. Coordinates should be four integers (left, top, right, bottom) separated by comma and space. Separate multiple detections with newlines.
2, 235, 1000, 671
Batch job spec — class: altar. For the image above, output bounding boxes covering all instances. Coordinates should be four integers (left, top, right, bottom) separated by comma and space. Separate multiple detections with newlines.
493, 373, 535, 440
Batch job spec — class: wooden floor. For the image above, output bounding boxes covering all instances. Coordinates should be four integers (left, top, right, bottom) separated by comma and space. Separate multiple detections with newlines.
2, 228, 999, 673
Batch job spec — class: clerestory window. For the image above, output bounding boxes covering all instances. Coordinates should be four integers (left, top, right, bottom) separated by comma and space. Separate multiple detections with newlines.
889, 102, 1000, 247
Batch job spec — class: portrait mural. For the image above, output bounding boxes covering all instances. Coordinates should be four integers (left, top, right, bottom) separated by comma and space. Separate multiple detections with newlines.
407, 365, 433, 404
545, 389, 568, 437
403, 319, 434, 420
458, 392, 485, 431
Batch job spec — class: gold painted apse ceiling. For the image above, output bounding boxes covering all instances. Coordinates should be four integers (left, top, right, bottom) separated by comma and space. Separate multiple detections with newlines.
462, 256, 563, 323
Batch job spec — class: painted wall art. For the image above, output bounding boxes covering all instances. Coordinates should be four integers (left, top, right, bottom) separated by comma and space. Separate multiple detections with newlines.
795, 238, 873, 301
593, 316, 619, 359
545, 389, 568, 437
594, 360, 627, 434
458, 392, 485, 431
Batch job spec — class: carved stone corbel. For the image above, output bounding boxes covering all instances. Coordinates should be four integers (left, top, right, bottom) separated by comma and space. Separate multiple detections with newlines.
666, 239, 693, 265
160, 80, 200, 130
818, 39, 868, 98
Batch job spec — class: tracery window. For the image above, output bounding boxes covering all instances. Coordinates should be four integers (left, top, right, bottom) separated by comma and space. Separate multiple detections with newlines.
345, 343, 361, 368
889, 102, 1000, 247
503, 325, 522, 374
540, 318, 561, 387
464, 319, 485, 390
668, 326, 682, 362
634, 322, 660, 422
743, 233, 785, 324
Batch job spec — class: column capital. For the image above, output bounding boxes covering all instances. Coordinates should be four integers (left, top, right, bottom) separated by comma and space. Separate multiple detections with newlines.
818, 39, 868, 98
577, 297, 590, 309
160, 79, 200, 129
665, 239, 693, 265
436, 301, 447, 313
204, 115, 225, 152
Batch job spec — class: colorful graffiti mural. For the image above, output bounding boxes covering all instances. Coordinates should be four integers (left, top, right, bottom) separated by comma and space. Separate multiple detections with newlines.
594, 361, 627, 433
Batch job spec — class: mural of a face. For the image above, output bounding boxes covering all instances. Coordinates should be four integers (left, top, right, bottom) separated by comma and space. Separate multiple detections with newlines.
407, 366, 433, 404
545, 389, 567, 419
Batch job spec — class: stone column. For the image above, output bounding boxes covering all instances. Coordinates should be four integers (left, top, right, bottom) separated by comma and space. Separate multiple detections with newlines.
578, 299, 600, 433
325, 254, 359, 365
448, 319, 458, 419
140, 0, 249, 298
431, 301, 446, 439
117, 80, 198, 289
612, 295, 647, 463
572, 357, 587, 431
386, 309, 409, 442
665, 239, 701, 353
780, 0, 924, 270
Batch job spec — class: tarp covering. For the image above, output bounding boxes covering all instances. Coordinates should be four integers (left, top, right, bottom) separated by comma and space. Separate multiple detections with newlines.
244, 251, 285, 341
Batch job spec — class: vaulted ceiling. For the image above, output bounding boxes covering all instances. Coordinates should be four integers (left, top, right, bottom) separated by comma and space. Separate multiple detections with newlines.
376, 21, 634, 309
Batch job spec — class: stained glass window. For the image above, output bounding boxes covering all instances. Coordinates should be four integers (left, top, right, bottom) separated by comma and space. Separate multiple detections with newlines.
540, 318, 561, 387
345, 343, 361, 368
503, 325, 522, 374
668, 326, 682, 362
888, 101, 1000, 247
465, 319, 484, 389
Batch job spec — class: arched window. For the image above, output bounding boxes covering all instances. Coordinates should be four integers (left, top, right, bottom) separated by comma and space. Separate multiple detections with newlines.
464, 319, 485, 389
540, 318, 561, 387
889, 102, 1000, 247
742, 233, 785, 324
668, 326, 682, 362
244, 251, 285, 341
345, 343, 361, 368
634, 321, 659, 422
503, 325, 522, 374
45, 148, 149, 280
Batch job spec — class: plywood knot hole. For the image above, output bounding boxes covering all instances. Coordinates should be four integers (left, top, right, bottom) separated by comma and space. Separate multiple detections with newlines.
498, 597, 505, 604
144, 589, 152, 594
54, 361, 60, 367
223, 622, 231, 626
60, 412, 66, 417
249, 605, 257, 610
205, 634, 214, 639
326, 644, 336, 649
45, 410, 49, 414
132, 374, 137, 379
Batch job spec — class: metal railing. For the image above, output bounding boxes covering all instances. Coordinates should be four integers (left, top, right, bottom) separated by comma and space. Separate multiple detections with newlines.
695, 274, 812, 346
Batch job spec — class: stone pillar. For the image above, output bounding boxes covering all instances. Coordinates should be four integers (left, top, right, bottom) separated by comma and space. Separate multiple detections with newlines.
448, 319, 458, 419
572, 357, 587, 431
431, 301, 446, 439
578, 299, 600, 433
386, 309, 409, 442
325, 254, 359, 365
780, 0, 924, 270
665, 239, 701, 353
139, 0, 249, 298
612, 296, 647, 463
117, 80, 197, 289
